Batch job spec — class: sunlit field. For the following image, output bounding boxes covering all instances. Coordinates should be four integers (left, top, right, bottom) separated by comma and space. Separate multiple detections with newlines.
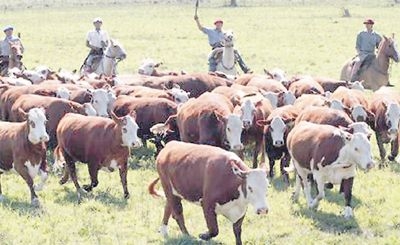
1, 1, 400, 244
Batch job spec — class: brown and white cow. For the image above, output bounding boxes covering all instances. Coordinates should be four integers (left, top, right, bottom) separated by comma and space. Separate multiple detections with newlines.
369, 93, 400, 165
288, 121, 374, 218
149, 141, 269, 245
0, 108, 49, 207
288, 77, 324, 98
54, 112, 141, 202
331, 86, 373, 123
176, 92, 243, 151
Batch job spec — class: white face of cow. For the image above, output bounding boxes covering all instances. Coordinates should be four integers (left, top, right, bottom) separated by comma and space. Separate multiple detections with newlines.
120, 115, 142, 148
269, 116, 286, 147
56, 87, 71, 100
240, 99, 256, 129
22, 70, 46, 84
350, 81, 365, 91
341, 132, 374, 170
91, 89, 110, 117
283, 91, 296, 105
245, 169, 269, 215
83, 103, 97, 116
385, 102, 400, 138
329, 99, 345, 111
351, 105, 367, 122
169, 87, 190, 105
138, 59, 157, 75
107, 90, 116, 112
27, 108, 49, 144
263, 92, 278, 109
226, 114, 244, 151
270, 68, 288, 84
35, 66, 51, 79
348, 122, 372, 139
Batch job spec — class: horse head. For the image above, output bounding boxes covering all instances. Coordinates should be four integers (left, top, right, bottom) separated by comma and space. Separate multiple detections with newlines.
223, 31, 234, 47
380, 35, 399, 63
9, 40, 23, 67
106, 39, 127, 60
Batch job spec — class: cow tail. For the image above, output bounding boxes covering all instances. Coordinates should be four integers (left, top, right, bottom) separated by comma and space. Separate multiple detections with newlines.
148, 178, 165, 198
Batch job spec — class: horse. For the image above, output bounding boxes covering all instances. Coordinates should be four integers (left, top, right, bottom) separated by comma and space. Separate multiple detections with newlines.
340, 35, 399, 91
0, 40, 24, 76
81, 39, 127, 77
215, 31, 237, 77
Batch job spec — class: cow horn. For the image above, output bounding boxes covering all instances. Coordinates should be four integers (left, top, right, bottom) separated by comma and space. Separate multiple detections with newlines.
230, 160, 247, 179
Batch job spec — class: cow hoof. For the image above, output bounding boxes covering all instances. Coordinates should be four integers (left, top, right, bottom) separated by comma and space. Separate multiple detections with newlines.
282, 174, 289, 185
34, 184, 44, 192
31, 198, 40, 208
388, 155, 396, 161
124, 192, 130, 199
158, 225, 168, 237
82, 185, 93, 192
309, 200, 319, 209
343, 206, 353, 219
59, 178, 68, 185
325, 183, 334, 189
199, 232, 212, 241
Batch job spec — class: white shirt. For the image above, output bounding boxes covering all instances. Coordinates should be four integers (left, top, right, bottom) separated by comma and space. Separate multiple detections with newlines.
86, 29, 109, 49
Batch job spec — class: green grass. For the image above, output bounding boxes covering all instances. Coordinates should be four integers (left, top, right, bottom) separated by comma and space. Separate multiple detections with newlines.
1, 2, 400, 245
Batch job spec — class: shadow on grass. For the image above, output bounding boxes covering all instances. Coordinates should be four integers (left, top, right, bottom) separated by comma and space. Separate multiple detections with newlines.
298, 206, 361, 235
53, 187, 128, 208
270, 176, 292, 192
0, 197, 46, 217
164, 235, 222, 245
130, 146, 156, 170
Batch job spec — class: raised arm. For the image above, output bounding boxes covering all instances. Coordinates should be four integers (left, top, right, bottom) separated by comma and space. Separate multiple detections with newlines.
194, 15, 204, 32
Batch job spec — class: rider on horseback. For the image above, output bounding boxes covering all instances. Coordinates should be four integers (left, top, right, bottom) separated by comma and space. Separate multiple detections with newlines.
350, 18, 382, 82
194, 16, 252, 74
83, 17, 109, 73
0, 25, 24, 75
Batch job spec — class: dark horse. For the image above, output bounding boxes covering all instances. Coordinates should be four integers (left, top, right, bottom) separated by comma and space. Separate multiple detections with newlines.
341, 36, 399, 91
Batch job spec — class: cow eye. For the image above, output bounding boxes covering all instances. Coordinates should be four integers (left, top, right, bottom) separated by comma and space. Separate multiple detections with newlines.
122, 128, 127, 133
227, 128, 231, 132
354, 147, 359, 152
248, 186, 253, 193
30, 121, 36, 128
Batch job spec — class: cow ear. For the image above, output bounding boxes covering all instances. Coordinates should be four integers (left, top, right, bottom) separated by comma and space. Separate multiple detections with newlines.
264, 69, 273, 78
18, 108, 28, 120
229, 160, 247, 179
110, 111, 122, 124
255, 100, 263, 108
155, 62, 163, 68
256, 119, 269, 127
339, 125, 354, 134
214, 111, 226, 123
339, 130, 353, 142
130, 110, 137, 120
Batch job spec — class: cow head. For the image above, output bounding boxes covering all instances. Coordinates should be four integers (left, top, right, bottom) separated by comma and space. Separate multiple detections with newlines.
231, 161, 269, 215
111, 112, 142, 148
346, 122, 372, 140
239, 99, 257, 129
264, 68, 289, 86
138, 59, 162, 75
262, 91, 278, 109
259, 116, 292, 147
339, 130, 374, 170
56, 87, 71, 100
166, 85, 190, 105
90, 88, 113, 117
349, 80, 365, 91
216, 112, 243, 151
384, 102, 400, 139
108, 39, 127, 61
20, 107, 49, 144
351, 105, 374, 123
22, 70, 46, 84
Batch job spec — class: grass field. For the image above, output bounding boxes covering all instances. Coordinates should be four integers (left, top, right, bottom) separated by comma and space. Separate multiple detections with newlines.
1, 2, 400, 245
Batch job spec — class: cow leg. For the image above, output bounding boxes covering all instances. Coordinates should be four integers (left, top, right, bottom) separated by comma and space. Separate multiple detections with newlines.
252, 139, 262, 168
34, 152, 49, 192
233, 215, 245, 245
59, 165, 70, 185
170, 195, 189, 235
309, 174, 325, 209
65, 156, 84, 202
375, 132, 387, 167
83, 163, 99, 192
159, 201, 172, 237
268, 157, 275, 178
280, 154, 290, 185
291, 174, 302, 201
341, 177, 354, 219
119, 165, 130, 199
0, 173, 3, 201
388, 137, 399, 161
200, 201, 219, 240
13, 161, 39, 207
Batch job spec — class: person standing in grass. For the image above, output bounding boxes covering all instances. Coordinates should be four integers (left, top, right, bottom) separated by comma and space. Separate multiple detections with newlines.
194, 15, 252, 74
83, 17, 109, 73
350, 18, 382, 82
0, 25, 24, 74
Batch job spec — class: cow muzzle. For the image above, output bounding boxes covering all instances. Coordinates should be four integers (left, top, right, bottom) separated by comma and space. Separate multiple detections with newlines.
273, 140, 284, 147
365, 162, 375, 171
40, 134, 50, 143
232, 143, 244, 151
132, 139, 143, 148
256, 207, 268, 215
243, 121, 252, 130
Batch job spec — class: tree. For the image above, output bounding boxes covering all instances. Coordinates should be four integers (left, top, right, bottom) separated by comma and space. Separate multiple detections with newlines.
230, 0, 238, 7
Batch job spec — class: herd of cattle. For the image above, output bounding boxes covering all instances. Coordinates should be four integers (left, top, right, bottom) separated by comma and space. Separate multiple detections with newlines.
0, 60, 399, 244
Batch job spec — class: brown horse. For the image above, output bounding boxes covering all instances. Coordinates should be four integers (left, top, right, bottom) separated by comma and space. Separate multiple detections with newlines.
0, 40, 24, 76
340, 36, 399, 91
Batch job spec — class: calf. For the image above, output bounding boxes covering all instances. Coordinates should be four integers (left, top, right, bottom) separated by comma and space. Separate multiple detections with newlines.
149, 141, 269, 245
55, 113, 142, 202
258, 105, 298, 183
288, 121, 374, 218
0, 108, 49, 206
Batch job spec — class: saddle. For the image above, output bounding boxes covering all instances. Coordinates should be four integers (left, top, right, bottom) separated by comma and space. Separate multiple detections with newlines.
352, 54, 376, 74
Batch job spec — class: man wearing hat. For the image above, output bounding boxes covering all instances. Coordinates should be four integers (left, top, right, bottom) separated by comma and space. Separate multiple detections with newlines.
194, 16, 251, 74
350, 18, 382, 81
83, 17, 109, 72
0, 25, 24, 73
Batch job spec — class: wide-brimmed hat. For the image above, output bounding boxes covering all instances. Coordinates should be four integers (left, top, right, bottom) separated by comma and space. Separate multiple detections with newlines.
363, 18, 374, 25
93, 17, 103, 23
3, 25, 13, 32
214, 19, 223, 25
